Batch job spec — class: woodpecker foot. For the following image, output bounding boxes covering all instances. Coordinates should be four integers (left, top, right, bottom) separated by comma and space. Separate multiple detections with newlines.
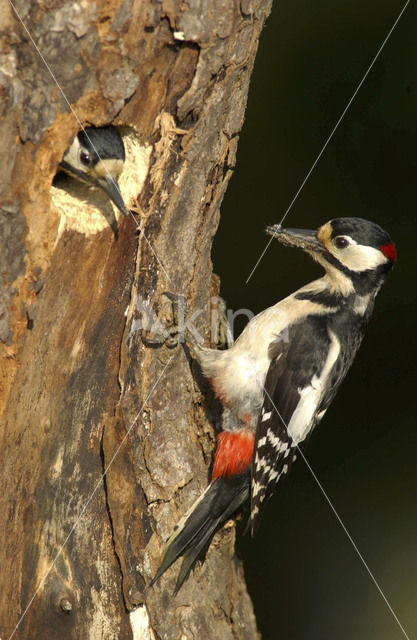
141, 292, 189, 349
209, 296, 234, 349
162, 291, 208, 357
162, 292, 232, 353
161, 291, 190, 348
141, 332, 174, 348
163, 291, 189, 319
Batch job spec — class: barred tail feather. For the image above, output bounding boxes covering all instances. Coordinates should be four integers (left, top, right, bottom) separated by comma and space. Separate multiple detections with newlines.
151, 473, 250, 593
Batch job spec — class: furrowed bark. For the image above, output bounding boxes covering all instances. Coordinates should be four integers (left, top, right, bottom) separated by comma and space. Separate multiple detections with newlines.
0, 1, 272, 637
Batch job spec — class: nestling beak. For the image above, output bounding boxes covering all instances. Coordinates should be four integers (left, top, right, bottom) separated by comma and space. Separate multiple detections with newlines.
95, 176, 130, 217
59, 160, 129, 217
266, 224, 324, 254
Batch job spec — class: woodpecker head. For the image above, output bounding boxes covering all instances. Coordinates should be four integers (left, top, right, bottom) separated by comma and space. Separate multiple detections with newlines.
267, 217, 396, 295
59, 126, 129, 217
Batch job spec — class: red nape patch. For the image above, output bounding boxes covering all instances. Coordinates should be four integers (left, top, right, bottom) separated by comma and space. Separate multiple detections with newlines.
380, 242, 397, 262
211, 431, 254, 481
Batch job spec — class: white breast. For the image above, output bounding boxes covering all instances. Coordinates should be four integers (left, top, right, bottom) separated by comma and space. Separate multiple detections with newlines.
199, 283, 337, 424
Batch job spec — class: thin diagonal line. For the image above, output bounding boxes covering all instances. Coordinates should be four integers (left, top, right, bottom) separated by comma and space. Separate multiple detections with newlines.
297, 447, 411, 640
9, 0, 127, 216
245, 0, 410, 284
245, 237, 275, 284
7, 358, 173, 640
9, 0, 85, 135
262, 386, 411, 640
135, 217, 173, 287
8, 0, 173, 289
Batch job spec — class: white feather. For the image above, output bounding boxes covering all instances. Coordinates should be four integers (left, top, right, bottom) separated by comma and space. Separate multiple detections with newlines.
287, 329, 340, 444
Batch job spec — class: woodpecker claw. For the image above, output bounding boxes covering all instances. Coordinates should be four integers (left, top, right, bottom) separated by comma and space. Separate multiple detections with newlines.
165, 331, 181, 349
162, 290, 188, 306
162, 291, 189, 325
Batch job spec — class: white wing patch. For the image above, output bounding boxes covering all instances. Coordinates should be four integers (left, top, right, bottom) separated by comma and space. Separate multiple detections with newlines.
287, 329, 340, 444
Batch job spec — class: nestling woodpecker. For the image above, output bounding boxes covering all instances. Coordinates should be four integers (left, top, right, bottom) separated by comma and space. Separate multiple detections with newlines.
59, 126, 129, 217
152, 216, 396, 593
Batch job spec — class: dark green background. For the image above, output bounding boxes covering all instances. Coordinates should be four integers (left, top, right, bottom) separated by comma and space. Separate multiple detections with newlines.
213, 2, 416, 638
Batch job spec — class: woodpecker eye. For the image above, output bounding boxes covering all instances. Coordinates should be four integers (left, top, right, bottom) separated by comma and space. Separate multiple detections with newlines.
334, 236, 349, 249
79, 151, 92, 166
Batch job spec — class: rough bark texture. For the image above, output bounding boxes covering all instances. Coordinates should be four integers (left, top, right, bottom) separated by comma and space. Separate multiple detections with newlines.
0, 1, 272, 637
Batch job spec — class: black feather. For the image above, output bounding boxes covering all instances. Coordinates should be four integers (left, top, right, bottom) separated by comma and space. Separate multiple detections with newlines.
251, 316, 334, 533
151, 473, 249, 593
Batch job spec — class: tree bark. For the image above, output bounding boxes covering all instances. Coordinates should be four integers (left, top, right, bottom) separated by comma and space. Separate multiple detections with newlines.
0, 1, 272, 637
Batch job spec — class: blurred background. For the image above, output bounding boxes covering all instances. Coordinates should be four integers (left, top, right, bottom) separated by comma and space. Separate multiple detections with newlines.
213, 1, 416, 638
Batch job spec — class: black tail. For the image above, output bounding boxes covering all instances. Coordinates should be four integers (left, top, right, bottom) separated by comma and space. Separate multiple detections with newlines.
151, 472, 250, 593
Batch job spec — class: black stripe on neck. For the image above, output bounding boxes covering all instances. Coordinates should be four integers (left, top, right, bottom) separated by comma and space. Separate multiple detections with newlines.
318, 252, 390, 296
295, 289, 342, 307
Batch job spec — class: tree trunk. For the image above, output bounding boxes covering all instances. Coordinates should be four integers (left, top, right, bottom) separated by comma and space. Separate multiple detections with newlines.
0, 1, 272, 637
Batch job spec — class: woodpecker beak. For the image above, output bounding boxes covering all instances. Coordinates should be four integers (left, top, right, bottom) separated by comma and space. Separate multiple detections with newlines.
266, 224, 324, 254
59, 161, 129, 217
95, 176, 129, 217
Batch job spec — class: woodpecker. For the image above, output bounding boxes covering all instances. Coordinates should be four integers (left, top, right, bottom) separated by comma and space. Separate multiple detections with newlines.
152, 217, 396, 593
59, 126, 129, 217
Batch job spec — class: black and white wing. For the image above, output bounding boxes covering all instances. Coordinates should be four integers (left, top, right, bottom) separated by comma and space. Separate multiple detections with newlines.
250, 315, 341, 533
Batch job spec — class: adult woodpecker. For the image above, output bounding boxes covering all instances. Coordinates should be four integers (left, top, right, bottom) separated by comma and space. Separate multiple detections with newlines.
59, 125, 129, 217
152, 216, 396, 593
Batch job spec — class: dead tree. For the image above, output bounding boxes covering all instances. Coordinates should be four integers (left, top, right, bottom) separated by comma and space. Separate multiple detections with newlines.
0, 1, 272, 637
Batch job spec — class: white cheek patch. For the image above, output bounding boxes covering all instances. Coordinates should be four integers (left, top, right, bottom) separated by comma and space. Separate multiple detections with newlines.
62, 135, 81, 169
331, 239, 388, 272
